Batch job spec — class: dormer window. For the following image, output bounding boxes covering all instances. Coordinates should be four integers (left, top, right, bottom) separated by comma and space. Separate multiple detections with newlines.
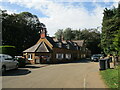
58, 42, 62, 48
67, 44, 70, 49
76, 46, 79, 50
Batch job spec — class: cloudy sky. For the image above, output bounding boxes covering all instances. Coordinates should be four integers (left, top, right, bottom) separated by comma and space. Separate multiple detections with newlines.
0, 0, 119, 36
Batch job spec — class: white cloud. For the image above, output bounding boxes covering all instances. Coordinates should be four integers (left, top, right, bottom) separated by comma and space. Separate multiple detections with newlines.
112, 2, 119, 8
0, 0, 120, 36
0, 5, 18, 14
39, 2, 105, 36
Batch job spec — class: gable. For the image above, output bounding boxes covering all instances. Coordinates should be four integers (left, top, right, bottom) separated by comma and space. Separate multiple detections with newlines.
36, 37, 53, 49
35, 42, 51, 53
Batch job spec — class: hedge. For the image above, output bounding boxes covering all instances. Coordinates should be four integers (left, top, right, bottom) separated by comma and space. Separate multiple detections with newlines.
0, 45, 16, 57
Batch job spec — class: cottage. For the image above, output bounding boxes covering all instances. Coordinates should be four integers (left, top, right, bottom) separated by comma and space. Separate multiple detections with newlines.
23, 28, 91, 64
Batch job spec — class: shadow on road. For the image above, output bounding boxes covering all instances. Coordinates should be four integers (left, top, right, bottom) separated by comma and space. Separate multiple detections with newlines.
75, 58, 91, 63
24, 65, 49, 69
2, 69, 31, 76
24, 65, 41, 69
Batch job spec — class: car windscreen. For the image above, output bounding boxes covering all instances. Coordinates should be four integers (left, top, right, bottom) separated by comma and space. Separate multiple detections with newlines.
4, 55, 13, 60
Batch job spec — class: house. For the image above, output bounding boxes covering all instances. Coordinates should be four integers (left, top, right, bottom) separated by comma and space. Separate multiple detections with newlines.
23, 28, 91, 64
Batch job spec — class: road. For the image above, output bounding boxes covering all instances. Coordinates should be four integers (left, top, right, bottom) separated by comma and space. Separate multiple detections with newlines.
2, 59, 107, 88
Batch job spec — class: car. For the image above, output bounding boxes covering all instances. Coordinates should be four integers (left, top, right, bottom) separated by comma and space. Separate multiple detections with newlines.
0, 54, 19, 73
91, 54, 104, 62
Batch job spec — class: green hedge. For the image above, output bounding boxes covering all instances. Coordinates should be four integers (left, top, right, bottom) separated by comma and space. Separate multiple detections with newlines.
0, 45, 16, 57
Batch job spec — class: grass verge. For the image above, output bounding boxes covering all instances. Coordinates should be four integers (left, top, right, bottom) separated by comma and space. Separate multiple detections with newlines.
100, 66, 119, 88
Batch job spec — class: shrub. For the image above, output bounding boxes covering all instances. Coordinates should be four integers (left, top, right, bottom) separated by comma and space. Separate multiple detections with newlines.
0, 45, 16, 57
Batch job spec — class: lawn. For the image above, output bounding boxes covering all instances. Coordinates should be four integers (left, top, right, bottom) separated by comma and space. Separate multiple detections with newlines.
100, 66, 119, 89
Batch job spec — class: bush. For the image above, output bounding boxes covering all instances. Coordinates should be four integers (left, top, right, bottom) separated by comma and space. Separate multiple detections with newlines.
0, 45, 16, 57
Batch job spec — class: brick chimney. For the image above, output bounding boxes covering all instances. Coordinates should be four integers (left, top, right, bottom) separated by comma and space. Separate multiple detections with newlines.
40, 28, 47, 38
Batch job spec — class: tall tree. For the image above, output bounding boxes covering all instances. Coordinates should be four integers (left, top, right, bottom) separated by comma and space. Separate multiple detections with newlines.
63, 28, 74, 40
54, 28, 101, 54
1, 10, 45, 55
101, 2, 120, 55
113, 2, 120, 55
113, 30, 120, 55
54, 29, 63, 40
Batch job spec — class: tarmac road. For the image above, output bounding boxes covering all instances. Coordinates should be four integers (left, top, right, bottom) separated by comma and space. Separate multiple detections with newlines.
2, 59, 107, 88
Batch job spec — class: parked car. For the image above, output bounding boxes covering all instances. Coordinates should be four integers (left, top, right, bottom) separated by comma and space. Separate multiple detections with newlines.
0, 54, 19, 73
91, 54, 104, 62
16, 57, 26, 67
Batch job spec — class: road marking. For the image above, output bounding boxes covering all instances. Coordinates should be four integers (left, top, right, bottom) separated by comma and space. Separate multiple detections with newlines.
84, 75, 86, 89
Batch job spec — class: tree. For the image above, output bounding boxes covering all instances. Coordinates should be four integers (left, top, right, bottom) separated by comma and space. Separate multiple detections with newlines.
114, 2, 120, 55
63, 28, 74, 40
54, 29, 63, 40
1, 10, 45, 55
72, 29, 81, 40
101, 2, 120, 55
81, 28, 101, 54
54, 27, 101, 54
113, 30, 120, 55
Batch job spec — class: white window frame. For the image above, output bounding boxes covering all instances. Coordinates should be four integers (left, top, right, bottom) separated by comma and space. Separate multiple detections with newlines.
56, 53, 64, 60
65, 54, 71, 59
28, 54, 32, 60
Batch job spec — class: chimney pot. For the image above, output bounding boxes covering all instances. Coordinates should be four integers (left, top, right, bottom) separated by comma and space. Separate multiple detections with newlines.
40, 28, 47, 38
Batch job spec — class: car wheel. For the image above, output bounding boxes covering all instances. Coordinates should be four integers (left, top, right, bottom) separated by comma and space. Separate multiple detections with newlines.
2, 66, 6, 74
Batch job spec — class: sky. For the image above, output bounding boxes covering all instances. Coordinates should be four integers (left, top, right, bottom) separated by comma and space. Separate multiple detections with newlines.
0, 0, 119, 36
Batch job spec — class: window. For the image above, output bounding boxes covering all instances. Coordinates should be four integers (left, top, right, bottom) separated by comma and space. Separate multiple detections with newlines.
57, 42, 62, 48
2, 55, 13, 60
67, 44, 70, 49
66, 54, 71, 59
3, 55, 8, 60
56, 54, 64, 59
8, 55, 12, 59
28, 54, 32, 60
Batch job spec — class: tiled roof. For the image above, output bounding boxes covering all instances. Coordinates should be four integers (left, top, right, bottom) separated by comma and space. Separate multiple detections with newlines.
23, 42, 41, 52
61, 40, 81, 50
23, 36, 85, 53
72, 40, 84, 47
46, 36, 58, 48
23, 42, 51, 53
